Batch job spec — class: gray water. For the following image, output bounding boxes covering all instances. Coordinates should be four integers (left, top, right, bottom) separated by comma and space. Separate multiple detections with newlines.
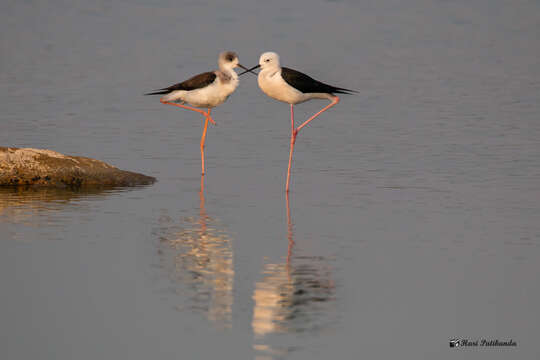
1, 0, 539, 359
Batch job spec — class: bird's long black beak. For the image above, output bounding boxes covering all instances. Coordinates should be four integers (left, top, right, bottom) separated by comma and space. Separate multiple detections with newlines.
238, 64, 258, 76
239, 64, 260, 76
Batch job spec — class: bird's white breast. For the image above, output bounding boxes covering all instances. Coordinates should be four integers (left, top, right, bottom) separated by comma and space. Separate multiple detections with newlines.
258, 69, 305, 105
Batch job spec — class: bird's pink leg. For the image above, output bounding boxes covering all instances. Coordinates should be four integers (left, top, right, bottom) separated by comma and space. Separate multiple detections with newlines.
285, 96, 340, 192
286, 104, 297, 193
296, 96, 340, 132
200, 108, 211, 175
160, 99, 215, 175
160, 99, 216, 125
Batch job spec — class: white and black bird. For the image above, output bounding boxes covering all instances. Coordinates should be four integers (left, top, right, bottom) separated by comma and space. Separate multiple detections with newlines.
240, 52, 356, 192
146, 51, 251, 176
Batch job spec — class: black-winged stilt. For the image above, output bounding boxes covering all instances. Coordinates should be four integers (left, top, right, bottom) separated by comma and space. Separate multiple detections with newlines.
146, 51, 252, 176
241, 52, 356, 192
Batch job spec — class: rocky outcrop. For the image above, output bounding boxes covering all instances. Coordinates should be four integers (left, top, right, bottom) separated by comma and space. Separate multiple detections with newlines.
0, 147, 155, 187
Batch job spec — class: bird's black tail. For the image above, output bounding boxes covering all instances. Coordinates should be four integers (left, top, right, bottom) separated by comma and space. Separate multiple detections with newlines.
332, 87, 358, 95
144, 89, 170, 96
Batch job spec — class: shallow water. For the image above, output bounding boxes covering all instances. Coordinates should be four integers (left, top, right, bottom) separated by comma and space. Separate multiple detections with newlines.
1, 0, 539, 359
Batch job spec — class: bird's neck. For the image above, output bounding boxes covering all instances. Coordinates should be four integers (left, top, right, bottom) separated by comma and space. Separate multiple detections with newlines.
259, 66, 281, 80
219, 66, 237, 78
216, 68, 238, 84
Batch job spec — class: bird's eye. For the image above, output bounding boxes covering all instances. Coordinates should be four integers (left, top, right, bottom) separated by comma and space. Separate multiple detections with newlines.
265, 59, 270, 62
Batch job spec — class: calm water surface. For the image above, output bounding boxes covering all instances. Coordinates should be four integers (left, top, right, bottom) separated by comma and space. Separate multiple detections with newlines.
1, 0, 539, 359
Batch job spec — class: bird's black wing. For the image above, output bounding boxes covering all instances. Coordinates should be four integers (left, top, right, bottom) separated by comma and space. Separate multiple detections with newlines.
145, 72, 217, 95
281, 67, 356, 95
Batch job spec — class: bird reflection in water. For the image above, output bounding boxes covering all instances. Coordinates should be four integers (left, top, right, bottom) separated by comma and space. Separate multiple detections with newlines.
252, 193, 335, 358
156, 176, 234, 328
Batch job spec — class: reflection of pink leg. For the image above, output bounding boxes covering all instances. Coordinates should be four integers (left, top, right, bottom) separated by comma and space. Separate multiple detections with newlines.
200, 109, 211, 175
286, 191, 294, 267
160, 99, 216, 125
199, 174, 207, 234
200, 174, 205, 196
286, 96, 340, 192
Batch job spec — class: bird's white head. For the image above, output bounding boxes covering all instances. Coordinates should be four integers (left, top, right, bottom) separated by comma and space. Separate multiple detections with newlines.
259, 52, 281, 69
218, 51, 240, 70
